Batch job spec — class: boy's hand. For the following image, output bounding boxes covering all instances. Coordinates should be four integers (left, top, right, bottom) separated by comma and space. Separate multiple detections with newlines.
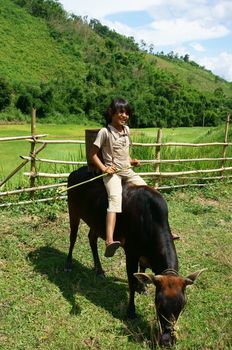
130, 158, 140, 166
103, 165, 117, 174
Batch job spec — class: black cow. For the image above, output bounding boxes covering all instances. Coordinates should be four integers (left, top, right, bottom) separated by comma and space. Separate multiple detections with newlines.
66, 167, 204, 347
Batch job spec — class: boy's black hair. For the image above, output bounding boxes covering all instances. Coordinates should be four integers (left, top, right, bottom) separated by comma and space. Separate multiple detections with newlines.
105, 98, 132, 125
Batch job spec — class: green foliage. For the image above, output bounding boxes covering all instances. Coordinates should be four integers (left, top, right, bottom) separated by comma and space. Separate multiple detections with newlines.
16, 82, 54, 117
0, 0, 231, 126
0, 77, 12, 111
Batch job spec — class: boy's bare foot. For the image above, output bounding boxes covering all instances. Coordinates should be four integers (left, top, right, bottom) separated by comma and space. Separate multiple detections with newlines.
172, 233, 180, 240
104, 241, 121, 257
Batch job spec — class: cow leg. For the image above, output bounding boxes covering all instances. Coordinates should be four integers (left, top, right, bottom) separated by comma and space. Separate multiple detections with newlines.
88, 229, 105, 277
65, 204, 80, 272
125, 252, 139, 319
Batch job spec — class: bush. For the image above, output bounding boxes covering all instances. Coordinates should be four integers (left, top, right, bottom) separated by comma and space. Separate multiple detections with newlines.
0, 77, 12, 111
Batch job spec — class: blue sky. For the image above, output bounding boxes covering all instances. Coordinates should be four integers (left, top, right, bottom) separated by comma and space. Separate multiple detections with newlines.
59, 0, 232, 82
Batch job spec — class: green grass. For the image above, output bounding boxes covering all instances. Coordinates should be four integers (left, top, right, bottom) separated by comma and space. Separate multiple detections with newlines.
0, 0, 82, 85
0, 183, 231, 349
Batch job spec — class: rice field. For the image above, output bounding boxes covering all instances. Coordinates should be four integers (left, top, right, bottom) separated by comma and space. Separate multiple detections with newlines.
0, 123, 231, 197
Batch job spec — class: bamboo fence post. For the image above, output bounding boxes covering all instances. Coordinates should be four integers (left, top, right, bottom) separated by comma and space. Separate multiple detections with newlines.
221, 113, 230, 179
30, 108, 36, 198
154, 128, 162, 188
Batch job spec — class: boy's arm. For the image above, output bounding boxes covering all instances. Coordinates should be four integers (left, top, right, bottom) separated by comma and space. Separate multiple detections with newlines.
90, 145, 116, 174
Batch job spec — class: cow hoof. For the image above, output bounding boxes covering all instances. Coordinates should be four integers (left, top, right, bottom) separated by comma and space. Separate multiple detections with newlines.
126, 310, 137, 320
126, 313, 137, 320
64, 267, 72, 273
96, 271, 106, 278
64, 261, 72, 272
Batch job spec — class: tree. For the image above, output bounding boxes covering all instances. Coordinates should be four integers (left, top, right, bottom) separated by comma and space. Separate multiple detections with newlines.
183, 54, 190, 62
0, 77, 12, 111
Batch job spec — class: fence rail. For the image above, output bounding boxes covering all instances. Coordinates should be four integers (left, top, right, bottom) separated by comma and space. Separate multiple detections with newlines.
0, 110, 231, 207
133, 141, 232, 147
0, 134, 48, 141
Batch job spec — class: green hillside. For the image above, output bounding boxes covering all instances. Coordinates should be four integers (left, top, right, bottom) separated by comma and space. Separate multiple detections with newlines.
155, 56, 232, 97
0, 0, 231, 127
0, 0, 84, 85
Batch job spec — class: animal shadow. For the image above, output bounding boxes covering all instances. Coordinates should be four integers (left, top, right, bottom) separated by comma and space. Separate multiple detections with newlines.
28, 246, 159, 348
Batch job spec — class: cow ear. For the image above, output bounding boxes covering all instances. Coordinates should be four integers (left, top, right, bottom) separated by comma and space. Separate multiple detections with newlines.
185, 268, 207, 286
134, 273, 156, 285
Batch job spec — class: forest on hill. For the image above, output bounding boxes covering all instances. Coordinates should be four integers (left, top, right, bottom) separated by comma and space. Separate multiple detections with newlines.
0, 0, 232, 127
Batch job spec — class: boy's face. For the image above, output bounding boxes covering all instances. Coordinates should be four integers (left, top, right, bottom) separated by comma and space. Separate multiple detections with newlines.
111, 110, 129, 128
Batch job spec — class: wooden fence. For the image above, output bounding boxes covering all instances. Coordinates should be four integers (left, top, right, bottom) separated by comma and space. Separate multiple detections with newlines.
0, 109, 231, 207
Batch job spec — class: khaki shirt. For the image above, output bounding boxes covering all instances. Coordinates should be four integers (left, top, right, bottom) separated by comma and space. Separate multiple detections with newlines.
93, 125, 131, 169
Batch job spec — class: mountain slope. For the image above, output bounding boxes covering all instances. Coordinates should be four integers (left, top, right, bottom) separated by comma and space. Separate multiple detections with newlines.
154, 56, 232, 97
0, 0, 231, 127
0, 0, 84, 85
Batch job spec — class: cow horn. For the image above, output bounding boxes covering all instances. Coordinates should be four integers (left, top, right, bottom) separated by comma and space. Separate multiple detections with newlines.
134, 273, 154, 284
134, 272, 164, 285
185, 268, 207, 285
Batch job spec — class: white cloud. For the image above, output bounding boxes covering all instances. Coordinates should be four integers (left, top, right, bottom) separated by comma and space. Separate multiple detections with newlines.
59, 0, 156, 18
212, 1, 232, 23
103, 17, 229, 46
60, 0, 231, 46
196, 52, 232, 82
59, 0, 232, 81
59, 0, 232, 25
190, 42, 205, 52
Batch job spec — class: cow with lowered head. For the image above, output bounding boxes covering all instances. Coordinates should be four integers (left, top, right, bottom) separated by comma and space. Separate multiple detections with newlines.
65, 167, 205, 347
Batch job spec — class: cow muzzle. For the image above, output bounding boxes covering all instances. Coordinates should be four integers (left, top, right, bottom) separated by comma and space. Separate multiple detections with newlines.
158, 318, 177, 347
159, 331, 176, 347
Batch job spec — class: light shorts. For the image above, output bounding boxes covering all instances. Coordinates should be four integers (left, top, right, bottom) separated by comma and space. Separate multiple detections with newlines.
103, 168, 146, 213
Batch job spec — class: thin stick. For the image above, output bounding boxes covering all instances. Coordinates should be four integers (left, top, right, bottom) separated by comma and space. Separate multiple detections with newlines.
137, 166, 232, 177
157, 181, 232, 190
23, 172, 70, 178
20, 156, 87, 165
0, 143, 46, 188
139, 157, 232, 164
30, 108, 36, 197
155, 128, 162, 188
0, 196, 67, 207
221, 113, 230, 178
23, 166, 232, 179
0, 182, 67, 196
58, 172, 109, 194
132, 141, 232, 147
27, 139, 85, 144
157, 183, 208, 190
0, 134, 47, 141
170, 175, 232, 180
0, 159, 29, 187
58, 166, 133, 195
20, 156, 232, 165
26, 139, 232, 147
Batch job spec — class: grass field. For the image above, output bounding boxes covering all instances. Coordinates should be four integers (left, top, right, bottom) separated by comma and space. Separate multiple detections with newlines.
0, 182, 231, 349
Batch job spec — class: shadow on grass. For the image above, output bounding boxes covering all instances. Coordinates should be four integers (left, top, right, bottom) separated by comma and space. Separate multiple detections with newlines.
28, 246, 158, 349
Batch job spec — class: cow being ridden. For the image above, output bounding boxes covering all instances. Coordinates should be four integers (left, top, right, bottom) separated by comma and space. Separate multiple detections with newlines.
65, 166, 205, 347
